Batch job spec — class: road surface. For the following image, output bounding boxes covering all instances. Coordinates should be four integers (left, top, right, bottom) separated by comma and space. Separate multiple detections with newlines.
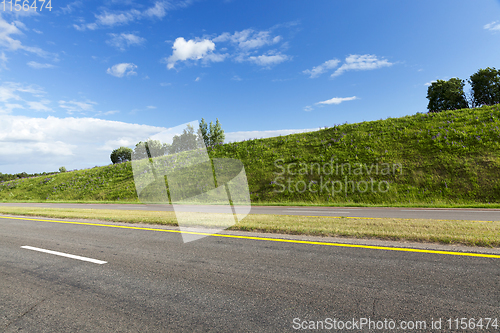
1, 214, 499, 332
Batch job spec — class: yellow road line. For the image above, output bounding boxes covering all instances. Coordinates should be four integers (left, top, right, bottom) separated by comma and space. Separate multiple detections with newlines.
1, 215, 499, 259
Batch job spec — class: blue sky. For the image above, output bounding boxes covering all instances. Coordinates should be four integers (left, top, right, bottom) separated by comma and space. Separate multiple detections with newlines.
1, 0, 500, 173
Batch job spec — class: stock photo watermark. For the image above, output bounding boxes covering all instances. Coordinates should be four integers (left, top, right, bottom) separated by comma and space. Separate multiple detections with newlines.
131, 121, 251, 243
273, 158, 402, 196
292, 317, 499, 331
1, 0, 52, 12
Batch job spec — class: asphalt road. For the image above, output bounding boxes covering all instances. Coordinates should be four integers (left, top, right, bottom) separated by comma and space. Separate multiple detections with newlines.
1, 215, 499, 332
1, 202, 500, 221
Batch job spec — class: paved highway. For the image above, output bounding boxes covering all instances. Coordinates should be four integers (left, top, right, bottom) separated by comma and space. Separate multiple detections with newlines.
1, 202, 500, 221
1, 214, 499, 332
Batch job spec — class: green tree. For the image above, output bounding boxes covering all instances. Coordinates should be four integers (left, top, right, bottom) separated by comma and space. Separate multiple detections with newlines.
469, 67, 500, 107
59, 166, 67, 173
199, 118, 210, 147
198, 118, 225, 147
133, 140, 169, 160
110, 146, 133, 164
171, 124, 200, 153
209, 118, 225, 146
426, 78, 468, 112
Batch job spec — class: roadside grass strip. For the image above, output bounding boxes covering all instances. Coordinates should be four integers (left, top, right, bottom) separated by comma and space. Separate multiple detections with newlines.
1, 214, 499, 259
0, 206, 499, 249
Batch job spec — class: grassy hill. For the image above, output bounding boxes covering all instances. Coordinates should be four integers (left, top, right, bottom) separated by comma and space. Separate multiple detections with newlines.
2, 104, 500, 206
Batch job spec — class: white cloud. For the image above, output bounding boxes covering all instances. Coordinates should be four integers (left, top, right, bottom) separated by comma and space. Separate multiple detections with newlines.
246, 52, 289, 67
315, 96, 358, 105
73, 24, 86, 31
0, 82, 47, 114
60, 1, 82, 14
0, 85, 22, 102
0, 103, 23, 114
331, 54, 393, 78
0, 15, 55, 59
74, 22, 98, 31
195, 77, 201, 82
143, 1, 170, 18
202, 52, 228, 63
484, 21, 500, 31
0, 51, 7, 69
96, 11, 139, 26
106, 63, 137, 77
27, 61, 55, 69
214, 29, 281, 50
27, 99, 53, 112
212, 28, 288, 66
74, 1, 179, 30
0, 115, 166, 173
303, 59, 340, 78
32, 29, 43, 34
162, 26, 289, 69
59, 100, 97, 114
13, 21, 27, 30
103, 110, 119, 115
303, 106, 313, 112
107, 33, 145, 50
225, 128, 318, 143
166, 37, 216, 69
146, 105, 156, 109
0, 16, 26, 49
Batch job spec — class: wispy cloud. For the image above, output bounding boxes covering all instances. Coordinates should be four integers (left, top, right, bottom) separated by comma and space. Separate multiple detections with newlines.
0, 15, 56, 59
94, 110, 120, 116
304, 96, 358, 112
0, 102, 23, 114
245, 51, 289, 67
484, 21, 500, 32
27, 99, 53, 112
316, 96, 358, 105
213, 29, 282, 50
96, 11, 139, 27
59, 100, 97, 114
213, 27, 290, 67
0, 52, 7, 69
303, 59, 340, 78
331, 54, 393, 78
13, 20, 27, 30
0, 81, 52, 114
106, 63, 137, 77
73, 1, 185, 31
59, 1, 82, 15
27, 61, 55, 69
106, 32, 145, 51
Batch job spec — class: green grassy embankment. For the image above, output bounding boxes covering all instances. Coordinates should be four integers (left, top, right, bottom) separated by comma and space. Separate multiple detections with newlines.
1, 105, 500, 206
